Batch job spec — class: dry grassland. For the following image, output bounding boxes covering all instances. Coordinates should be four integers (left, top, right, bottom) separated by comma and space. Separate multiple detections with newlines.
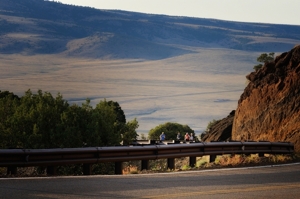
0, 48, 259, 135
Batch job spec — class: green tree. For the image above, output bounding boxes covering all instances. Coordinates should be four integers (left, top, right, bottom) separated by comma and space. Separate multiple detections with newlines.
201, 119, 221, 140
94, 99, 121, 146
11, 90, 70, 148
148, 122, 194, 140
206, 119, 219, 131
107, 100, 127, 144
121, 118, 139, 145
0, 90, 138, 175
60, 103, 88, 148
253, 52, 275, 71
107, 101, 126, 123
0, 90, 20, 100
0, 90, 136, 149
106, 100, 138, 145
77, 99, 99, 147
0, 91, 21, 148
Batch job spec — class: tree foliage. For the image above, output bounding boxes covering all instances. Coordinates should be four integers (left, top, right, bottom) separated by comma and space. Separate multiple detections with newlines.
148, 122, 194, 140
0, 90, 138, 149
122, 118, 139, 145
206, 119, 220, 131
253, 52, 275, 71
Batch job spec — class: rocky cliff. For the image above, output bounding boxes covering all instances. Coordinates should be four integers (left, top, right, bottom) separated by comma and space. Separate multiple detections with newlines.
232, 45, 300, 152
202, 45, 300, 152
201, 111, 235, 142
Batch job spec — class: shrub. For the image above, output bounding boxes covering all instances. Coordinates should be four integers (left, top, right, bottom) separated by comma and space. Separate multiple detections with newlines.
181, 165, 191, 170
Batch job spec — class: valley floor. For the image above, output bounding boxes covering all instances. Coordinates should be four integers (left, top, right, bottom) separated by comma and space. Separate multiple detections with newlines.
0, 48, 258, 135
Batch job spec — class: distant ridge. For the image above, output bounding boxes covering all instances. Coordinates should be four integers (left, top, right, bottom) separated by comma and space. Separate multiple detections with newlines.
1, 0, 300, 59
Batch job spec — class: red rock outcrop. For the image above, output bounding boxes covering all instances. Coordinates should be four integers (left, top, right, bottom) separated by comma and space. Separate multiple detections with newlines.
201, 110, 234, 142
232, 45, 300, 152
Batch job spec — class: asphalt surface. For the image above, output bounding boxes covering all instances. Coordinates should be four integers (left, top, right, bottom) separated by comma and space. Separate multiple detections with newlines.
0, 163, 299, 199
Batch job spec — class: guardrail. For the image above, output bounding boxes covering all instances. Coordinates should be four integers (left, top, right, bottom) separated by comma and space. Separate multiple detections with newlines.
0, 141, 294, 175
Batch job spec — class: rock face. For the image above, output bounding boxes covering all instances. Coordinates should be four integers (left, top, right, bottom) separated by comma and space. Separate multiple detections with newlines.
201, 110, 235, 142
232, 45, 300, 152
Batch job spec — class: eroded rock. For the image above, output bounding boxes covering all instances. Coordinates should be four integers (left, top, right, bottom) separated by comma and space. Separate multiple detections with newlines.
232, 45, 300, 152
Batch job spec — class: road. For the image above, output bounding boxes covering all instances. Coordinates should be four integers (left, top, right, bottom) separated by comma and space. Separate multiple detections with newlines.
0, 163, 299, 199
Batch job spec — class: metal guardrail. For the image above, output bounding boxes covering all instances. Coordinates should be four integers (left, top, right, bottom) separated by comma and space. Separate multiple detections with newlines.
0, 141, 294, 175
131, 139, 181, 145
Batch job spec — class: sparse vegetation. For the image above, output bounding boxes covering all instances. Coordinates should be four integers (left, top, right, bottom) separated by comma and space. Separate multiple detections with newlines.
1, 153, 298, 177
123, 165, 139, 175
201, 119, 220, 138
196, 158, 208, 167
149, 159, 168, 171
214, 154, 296, 167
181, 165, 191, 170
253, 52, 275, 71
206, 119, 219, 131
140, 133, 147, 140
121, 154, 300, 174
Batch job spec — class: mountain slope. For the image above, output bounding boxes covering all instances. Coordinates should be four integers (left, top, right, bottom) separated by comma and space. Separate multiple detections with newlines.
1, 0, 300, 59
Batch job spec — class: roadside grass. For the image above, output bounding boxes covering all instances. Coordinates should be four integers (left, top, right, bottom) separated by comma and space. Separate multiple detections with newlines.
120, 153, 299, 175
122, 165, 139, 174
209, 153, 298, 168
1, 153, 299, 176
124, 153, 300, 174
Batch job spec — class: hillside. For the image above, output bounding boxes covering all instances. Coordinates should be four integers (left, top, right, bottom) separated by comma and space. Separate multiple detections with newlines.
1, 0, 300, 59
233, 45, 300, 152
1, 0, 300, 136
202, 46, 300, 152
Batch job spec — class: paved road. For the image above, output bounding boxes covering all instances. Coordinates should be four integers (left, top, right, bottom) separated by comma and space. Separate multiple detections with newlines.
0, 163, 299, 199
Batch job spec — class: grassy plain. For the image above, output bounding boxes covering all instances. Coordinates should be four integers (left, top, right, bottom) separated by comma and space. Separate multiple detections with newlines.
0, 48, 261, 135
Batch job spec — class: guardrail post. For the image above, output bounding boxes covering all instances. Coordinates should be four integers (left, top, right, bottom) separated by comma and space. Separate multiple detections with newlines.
47, 166, 57, 176
83, 164, 92, 175
141, 160, 149, 170
115, 162, 123, 175
189, 156, 196, 167
209, 155, 217, 163
167, 158, 175, 170
7, 166, 17, 175
259, 153, 264, 157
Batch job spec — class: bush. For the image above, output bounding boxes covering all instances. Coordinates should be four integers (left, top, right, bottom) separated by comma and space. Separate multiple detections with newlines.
148, 122, 194, 141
